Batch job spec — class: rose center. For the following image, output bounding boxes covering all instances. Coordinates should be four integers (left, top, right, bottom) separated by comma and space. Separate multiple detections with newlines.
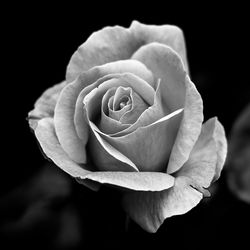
117, 96, 130, 110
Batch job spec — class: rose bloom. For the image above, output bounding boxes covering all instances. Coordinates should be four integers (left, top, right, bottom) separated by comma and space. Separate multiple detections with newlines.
28, 21, 227, 232
227, 103, 250, 203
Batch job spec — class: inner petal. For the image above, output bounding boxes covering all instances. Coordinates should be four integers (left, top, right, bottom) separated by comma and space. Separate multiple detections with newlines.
99, 87, 130, 134
119, 89, 149, 124
113, 86, 131, 109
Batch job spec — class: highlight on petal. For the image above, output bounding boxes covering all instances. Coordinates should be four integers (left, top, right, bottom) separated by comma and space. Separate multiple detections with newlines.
34, 117, 175, 192
28, 81, 67, 130
96, 59, 154, 85
130, 20, 189, 72
122, 117, 226, 233
66, 22, 142, 82
167, 75, 203, 174
80, 171, 175, 192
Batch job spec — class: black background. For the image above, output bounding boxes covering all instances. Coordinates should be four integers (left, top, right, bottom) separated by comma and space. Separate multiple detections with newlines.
1, 4, 250, 249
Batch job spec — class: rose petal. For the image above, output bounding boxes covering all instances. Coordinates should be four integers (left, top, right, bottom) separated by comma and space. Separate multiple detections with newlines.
94, 109, 183, 172
112, 86, 131, 112
132, 43, 186, 113
95, 59, 154, 85
78, 172, 175, 192
167, 75, 203, 174
177, 118, 224, 193
54, 79, 89, 163
35, 118, 91, 177
35, 118, 175, 192
28, 81, 67, 130
66, 21, 188, 82
88, 121, 139, 172
213, 119, 227, 181
130, 20, 189, 72
122, 118, 225, 233
66, 25, 142, 82
122, 176, 202, 233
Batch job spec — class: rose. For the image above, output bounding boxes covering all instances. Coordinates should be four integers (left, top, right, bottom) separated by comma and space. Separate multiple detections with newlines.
227, 103, 250, 203
28, 21, 227, 232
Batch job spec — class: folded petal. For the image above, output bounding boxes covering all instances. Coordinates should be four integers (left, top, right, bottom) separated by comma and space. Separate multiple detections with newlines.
167, 75, 203, 174
213, 119, 228, 181
87, 120, 139, 172
54, 78, 89, 163
123, 176, 202, 233
28, 81, 67, 130
95, 109, 183, 172
130, 20, 189, 72
35, 118, 91, 177
176, 118, 222, 194
79, 172, 174, 192
132, 43, 186, 113
35, 118, 174, 192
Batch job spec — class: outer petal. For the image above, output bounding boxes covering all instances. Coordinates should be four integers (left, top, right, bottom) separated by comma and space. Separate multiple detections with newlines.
130, 20, 189, 72
167, 75, 203, 174
35, 117, 175, 192
213, 119, 228, 181
132, 43, 186, 113
28, 81, 67, 130
123, 117, 224, 233
123, 177, 202, 233
66, 26, 141, 82
66, 21, 188, 82
177, 118, 223, 192
35, 118, 91, 177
